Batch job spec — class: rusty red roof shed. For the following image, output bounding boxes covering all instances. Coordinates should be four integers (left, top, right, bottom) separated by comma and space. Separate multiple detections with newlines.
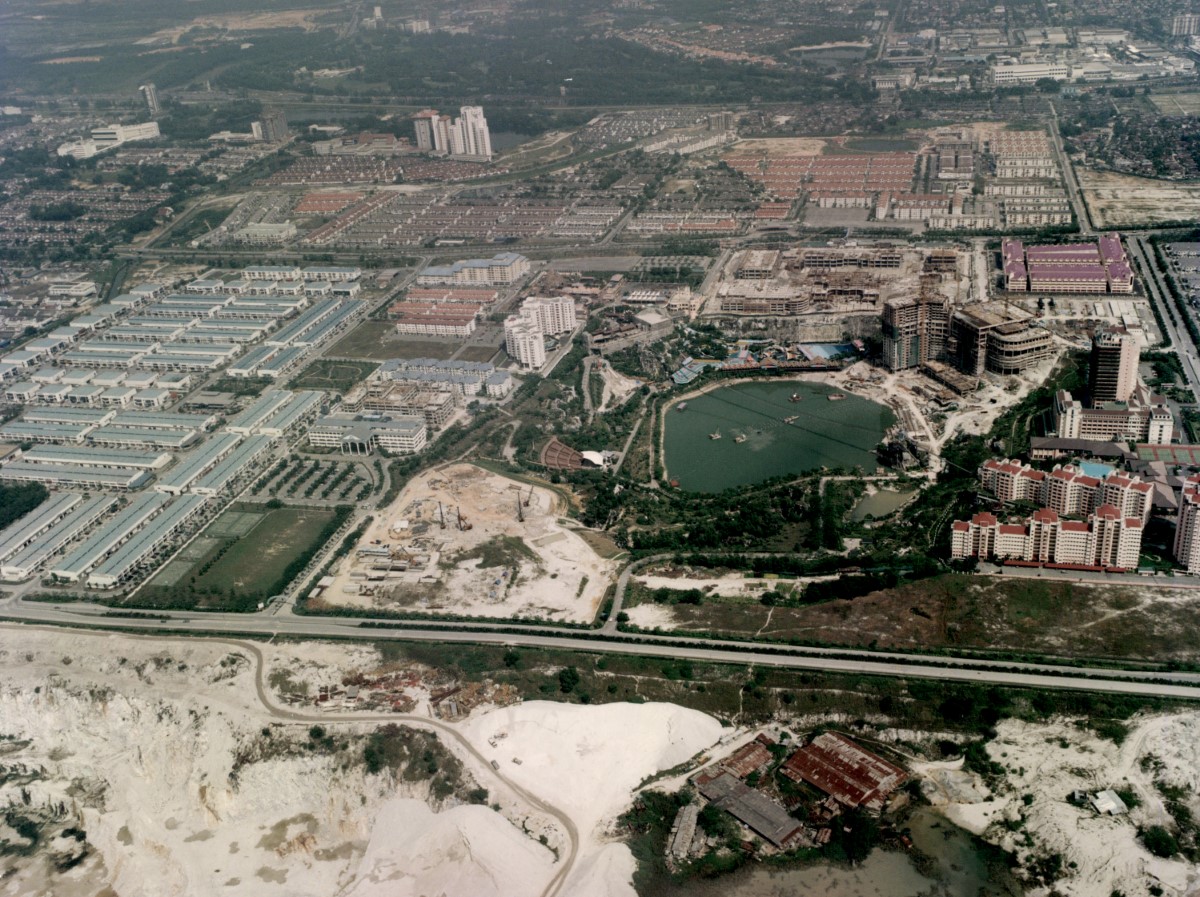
781, 733, 907, 812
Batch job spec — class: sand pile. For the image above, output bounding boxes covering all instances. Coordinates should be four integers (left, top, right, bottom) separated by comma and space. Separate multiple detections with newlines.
463, 701, 724, 896
345, 799, 555, 897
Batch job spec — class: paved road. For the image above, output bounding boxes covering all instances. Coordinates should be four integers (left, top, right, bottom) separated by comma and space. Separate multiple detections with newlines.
2, 624, 580, 897
8, 597, 1200, 698
982, 561, 1200, 589
1128, 236, 1200, 395
1048, 101, 1093, 236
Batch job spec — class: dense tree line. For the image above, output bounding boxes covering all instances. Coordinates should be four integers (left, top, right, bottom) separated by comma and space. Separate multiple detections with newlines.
0, 483, 48, 531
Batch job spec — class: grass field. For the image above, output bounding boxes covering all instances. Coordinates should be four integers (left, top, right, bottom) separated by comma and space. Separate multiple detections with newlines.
1151, 92, 1200, 116
137, 506, 339, 610
328, 321, 460, 360
624, 572, 1200, 664
457, 345, 499, 363
290, 359, 378, 393
841, 137, 919, 153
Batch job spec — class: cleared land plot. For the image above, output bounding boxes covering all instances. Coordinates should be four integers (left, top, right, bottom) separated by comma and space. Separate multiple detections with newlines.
314, 463, 614, 622
456, 345, 499, 363
623, 572, 1200, 663
547, 257, 641, 272
137, 507, 337, 610
290, 359, 378, 393
328, 321, 459, 360
730, 137, 829, 156
800, 207, 872, 227
1077, 168, 1200, 228
1150, 92, 1200, 116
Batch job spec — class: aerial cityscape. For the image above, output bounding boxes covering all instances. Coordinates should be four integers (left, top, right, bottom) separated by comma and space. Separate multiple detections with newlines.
3, 0, 1200, 894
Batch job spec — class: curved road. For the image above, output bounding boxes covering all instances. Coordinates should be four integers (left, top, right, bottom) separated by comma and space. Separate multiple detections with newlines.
2, 624, 580, 897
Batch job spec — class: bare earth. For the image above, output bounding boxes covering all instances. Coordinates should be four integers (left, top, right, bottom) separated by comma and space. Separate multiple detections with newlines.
1077, 168, 1200, 228
317, 463, 616, 622
136, 11, 325, 44
625, 574, 1200, 663
729, 137, 829, 156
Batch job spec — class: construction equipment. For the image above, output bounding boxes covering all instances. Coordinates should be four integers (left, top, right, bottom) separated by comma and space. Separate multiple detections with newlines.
516, 493, 525, 523
456, 507, 472, 531
524, 485, 535, 507
438, 501, 446, 530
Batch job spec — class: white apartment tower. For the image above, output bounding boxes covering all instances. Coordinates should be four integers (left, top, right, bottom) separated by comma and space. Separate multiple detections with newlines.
412, 111, 437, 152
1175, 476, 1200, 573
414, 106, 493, 160
505, 317, 547, 370
457, 106, 493, 159
503, 296, 575, 370
521, 296, 576, 336
1089, 328, 1138, 405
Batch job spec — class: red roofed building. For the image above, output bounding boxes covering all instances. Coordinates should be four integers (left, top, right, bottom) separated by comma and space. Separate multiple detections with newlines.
722, 736, 775, 779
781, 733, 907, 813
951, 512, 1002, 560
1002, 234, 1134, 294
980, 458, 1045, 502
982, 459, 1152, 523
951, 503, 1142, 568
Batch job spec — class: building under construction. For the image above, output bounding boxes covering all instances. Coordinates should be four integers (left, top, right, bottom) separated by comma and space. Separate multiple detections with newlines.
344, 381, 456, 431
882, 293, 951, 371
950, 303, 1053, 377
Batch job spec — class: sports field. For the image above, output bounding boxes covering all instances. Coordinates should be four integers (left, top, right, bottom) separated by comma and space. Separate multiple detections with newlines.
290, 359, 378, 393
140, 506, 340, 609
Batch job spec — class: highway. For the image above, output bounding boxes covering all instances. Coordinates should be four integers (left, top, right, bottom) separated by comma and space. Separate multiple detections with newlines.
7, 595, 1200, 699
1128, 235, 1200, 396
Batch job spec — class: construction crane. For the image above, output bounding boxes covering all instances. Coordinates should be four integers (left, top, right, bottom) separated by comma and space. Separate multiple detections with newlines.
516, 493, 525, 523
456, 506, 472, 531
437, 502, 446, 530
524, 485, 535, 507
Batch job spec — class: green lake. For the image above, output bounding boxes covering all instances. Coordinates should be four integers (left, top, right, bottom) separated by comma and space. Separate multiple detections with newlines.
663, 380, 896, 493
650, 808, 1021, 897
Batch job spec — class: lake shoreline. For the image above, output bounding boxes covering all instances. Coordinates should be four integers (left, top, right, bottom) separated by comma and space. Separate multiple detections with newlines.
661, 379, 896, 492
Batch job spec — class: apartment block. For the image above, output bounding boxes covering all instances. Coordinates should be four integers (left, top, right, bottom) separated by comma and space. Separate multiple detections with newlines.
952, 505, 1143, 569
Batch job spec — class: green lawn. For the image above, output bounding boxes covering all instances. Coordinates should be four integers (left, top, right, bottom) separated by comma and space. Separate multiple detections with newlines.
199, 508, 336, 592
328, 320, 460, 360
133, 506, 342, 611
290, 359, 378, 393
457, 345, 500, 363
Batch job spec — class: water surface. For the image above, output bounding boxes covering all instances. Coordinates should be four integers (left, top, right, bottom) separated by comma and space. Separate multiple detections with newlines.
664, 380, 894, 492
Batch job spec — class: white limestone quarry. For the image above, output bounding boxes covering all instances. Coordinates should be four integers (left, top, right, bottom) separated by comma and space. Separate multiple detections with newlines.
926, 715, 1200, 897
0, 629, 723, 897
